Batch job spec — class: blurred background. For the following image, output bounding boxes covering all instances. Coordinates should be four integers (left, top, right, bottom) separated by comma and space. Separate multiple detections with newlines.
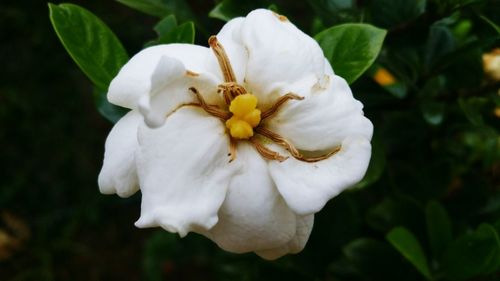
1, 0, 499, 280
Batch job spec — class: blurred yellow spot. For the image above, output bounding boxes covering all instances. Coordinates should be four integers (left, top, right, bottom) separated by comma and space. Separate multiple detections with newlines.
373, 68, 396, 86
226, 94, 261, 139
483, 48, 500, 81
494, 107, 500, 118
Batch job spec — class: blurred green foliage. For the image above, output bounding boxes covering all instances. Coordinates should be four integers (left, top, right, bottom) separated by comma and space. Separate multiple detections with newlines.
1, 0, 499, 280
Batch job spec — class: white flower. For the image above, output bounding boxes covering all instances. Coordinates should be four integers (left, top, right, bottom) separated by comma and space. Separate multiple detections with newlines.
97, 9, 373, 260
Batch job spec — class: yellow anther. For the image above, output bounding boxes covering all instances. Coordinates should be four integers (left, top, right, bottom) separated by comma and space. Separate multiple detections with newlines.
243, 109, 261, 127
226, 117, 254, 139
226, 93, 261, 139
229, 94, 258, 117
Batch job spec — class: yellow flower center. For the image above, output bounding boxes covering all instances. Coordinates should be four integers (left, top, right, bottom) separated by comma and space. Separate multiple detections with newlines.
225, 94, 261, 139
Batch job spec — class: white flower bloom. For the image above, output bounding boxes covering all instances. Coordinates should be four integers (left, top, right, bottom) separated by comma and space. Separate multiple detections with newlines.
98, 9, 373, 260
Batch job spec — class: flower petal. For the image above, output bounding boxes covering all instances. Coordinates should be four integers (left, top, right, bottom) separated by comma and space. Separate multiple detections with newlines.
137, 55, 221, 128
256, 215, 314, 260
107, 44, 211, 109
207, 142, 296, 253
266, 74, 373, 151
134, 107, 240, 237
269, 136, 371, 215
98, 110, 141, 198
239, 9, 325, 106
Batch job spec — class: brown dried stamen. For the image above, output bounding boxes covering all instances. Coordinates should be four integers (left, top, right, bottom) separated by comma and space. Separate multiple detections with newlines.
249, 137, 288, 162
255, 127, 341, 163
189, 87, 231, 120
209, 36, 237, 83
218, 82, 247, 105
261, 93, 304, 120
228, 137, 237, 163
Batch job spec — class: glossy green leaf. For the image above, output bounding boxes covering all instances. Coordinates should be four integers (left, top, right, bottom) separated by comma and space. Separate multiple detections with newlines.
116, 0, 169, 17
371, 0, 426, 28
425, 201, 453, 259
154, 14, 177, 35
480, 14, 500, 34
158, 22, 195, 44
315, 24, 386, 84
443, 224, 500, 280
425, 23, 456, 70
209, 0, 271, 22
387, 227, 432, 280
93, 88, 127, 123
49, 3, 129, 91
116, 0, 194, 21
145, 15, 195, 47
343, 238, 420, 280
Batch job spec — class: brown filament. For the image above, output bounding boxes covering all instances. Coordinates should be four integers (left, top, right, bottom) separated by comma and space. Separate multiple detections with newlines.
189, 87, 231, 120
228, 137, 237, 163
209, 36, 237, 83
218, 82, 247, 105
249, 138, 288, 162
261, 93, 304, 120
255, 127, 341, 163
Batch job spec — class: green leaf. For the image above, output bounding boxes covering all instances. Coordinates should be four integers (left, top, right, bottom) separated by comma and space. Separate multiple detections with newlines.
443, 224, 500, 280
371, 0, 426, 28
49, 3, 129, 123
209, 0, 271, 22
158, 22, 195, 44
458, 97, 488, 126
116, 0, 169, 17
425, 23, 456, 70
342, 238, 420, 280
386, 227, 433, 280
93, 88, 127, 123
425, 201, 453, 259
145, 15, 195, 47
154, 14, 177, 35
116, 0, 194, 21
479, 14, 500, 34
49, 3, 129, 91
315, 24, 387, 84
418, 76, 447, 125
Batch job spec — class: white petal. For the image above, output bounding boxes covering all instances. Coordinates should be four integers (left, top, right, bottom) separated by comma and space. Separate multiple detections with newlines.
98, 110, 141, 198
206, 17, 248, 84
107, 44, 211, 109
207, 142, 296, 253
134, 107, 240, 237
239, 9, 325, 106
266, 74, 373, 151
269, 137, 372, 215
324, 58, 334, 75
256, 215, 314, 260
137, 56, 221, 128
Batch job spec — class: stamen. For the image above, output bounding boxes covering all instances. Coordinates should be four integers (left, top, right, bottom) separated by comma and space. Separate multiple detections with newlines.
209, 36, 237, 83
261, 93, 304, 120
249, 138, 288, 162
255, 127, 341, 163
218, 82, 247, 105
228, 137, 237, 162
189, 87, 231, 120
